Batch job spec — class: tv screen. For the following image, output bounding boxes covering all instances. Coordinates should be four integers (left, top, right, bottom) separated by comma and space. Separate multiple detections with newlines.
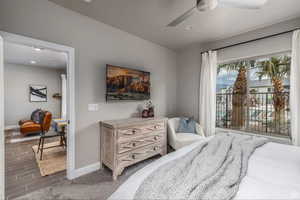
106, 65, 150, 101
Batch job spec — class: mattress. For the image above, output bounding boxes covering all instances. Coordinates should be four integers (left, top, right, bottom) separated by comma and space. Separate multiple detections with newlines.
108, 136, 300, 200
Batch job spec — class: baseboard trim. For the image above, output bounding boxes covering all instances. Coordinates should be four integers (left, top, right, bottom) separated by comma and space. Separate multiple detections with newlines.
4, 125, 19, 131
68, 162, 101, 180
9, 135, 40, 144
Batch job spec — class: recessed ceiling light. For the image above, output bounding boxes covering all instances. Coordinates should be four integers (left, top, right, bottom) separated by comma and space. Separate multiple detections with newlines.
83, 0, 93, 3
185, 25, 193, 31
34, 47, 42, 52
30, 60, 37, 64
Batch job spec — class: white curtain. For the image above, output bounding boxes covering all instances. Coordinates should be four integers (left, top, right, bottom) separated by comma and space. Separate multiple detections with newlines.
61, 74, 67, 120
290, 30, 300, 146
199, 51, 217, 136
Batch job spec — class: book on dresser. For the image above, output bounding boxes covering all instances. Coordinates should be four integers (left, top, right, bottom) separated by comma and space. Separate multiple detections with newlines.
99, 117, 168, 180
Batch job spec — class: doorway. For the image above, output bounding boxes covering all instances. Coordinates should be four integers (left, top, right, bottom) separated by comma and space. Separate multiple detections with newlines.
0, 31, 75, 199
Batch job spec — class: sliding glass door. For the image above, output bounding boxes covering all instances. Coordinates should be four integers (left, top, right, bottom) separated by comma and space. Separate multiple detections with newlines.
216, 53, 291, 138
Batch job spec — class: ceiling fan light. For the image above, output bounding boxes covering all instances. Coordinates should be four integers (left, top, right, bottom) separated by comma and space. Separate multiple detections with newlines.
209, 0, 218, 10
197, 0, 218, 11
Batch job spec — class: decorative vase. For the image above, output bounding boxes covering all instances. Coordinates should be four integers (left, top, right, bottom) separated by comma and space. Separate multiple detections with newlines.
142, 109, 149, 118
148, 107, 154, 118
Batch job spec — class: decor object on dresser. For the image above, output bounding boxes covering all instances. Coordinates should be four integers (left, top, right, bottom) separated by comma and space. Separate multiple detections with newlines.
100, 118, 167, 180
141, 100, 155, 118
30, 85, 47, 102
106, 65, 151, 101
167, 117, 205, 150
19, 109, 51, 136
142, 109, 149, 118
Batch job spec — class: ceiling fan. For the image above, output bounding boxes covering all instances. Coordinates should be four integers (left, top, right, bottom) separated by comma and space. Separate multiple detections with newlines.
167, 0, 268, 27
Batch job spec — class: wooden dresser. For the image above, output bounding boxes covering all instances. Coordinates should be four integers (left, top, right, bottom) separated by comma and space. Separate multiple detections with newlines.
100, 118, 167, 180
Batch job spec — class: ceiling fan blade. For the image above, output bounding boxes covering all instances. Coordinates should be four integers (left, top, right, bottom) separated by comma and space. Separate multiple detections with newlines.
167, 6, 197, 27
218, 0, 268, 9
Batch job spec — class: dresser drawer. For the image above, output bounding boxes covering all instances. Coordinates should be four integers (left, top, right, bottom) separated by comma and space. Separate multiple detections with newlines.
117, 133, 164, 154
117, 122, 165, 139
117, 143, 164, 167
140, 122, 165, 133
117, 127, 142, 138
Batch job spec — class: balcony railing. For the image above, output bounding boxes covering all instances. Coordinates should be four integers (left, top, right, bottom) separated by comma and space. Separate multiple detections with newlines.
216, 92, 290, 138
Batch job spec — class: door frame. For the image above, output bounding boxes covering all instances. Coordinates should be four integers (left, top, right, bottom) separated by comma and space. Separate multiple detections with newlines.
0, 31, 76, 198
0, 34, 4, 200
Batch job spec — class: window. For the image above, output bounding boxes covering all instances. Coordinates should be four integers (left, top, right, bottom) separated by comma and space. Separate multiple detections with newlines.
216, 53, 291, 138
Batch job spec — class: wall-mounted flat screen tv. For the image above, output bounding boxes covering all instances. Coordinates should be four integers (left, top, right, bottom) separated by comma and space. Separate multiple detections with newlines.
106, 65, 150, 101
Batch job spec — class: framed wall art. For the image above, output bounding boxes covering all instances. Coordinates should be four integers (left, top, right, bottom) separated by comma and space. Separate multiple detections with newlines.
29, 85, 47, 102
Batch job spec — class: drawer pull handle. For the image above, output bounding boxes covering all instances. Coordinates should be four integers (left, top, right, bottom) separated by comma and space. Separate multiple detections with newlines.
122, 129, 139, 135
131, 153, 142, 159
146, 146, 160, 153
121, 159, 132, 162
147, 126, 160, 131
154, 125, 162, 129
132, 142, 136, 147
124, 132, 134, 135
154, 136, 159, 140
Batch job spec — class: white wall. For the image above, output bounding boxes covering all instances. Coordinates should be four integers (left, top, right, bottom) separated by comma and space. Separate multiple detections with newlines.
177, 17, 300, 120
218, 32, 292, 64
176, 45, 203, 120
4, 63, 64, 126
0, 0, 177, 169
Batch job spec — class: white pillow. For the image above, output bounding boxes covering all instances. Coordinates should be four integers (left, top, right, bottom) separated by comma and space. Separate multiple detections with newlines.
195, 123, 206, 137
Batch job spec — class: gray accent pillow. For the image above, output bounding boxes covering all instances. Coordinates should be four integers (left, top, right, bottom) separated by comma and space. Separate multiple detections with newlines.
177, 118, 197, 134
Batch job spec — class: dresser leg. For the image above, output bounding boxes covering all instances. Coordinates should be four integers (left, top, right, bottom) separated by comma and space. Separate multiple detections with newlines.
118, 167, 125, 175
161, 146, 167, 156
113, 172, 118, 181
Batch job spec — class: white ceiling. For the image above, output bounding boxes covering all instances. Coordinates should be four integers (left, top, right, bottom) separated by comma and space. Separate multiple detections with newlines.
49, 0, 300, 50
4, 42, 67, 69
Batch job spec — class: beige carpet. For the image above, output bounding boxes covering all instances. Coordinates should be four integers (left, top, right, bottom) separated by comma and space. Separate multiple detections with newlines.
32, 141, 66, 176
16, 157, 159, 200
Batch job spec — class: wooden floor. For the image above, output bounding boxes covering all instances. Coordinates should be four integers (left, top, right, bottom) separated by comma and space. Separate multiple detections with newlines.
5, 130, 66, 200
5, 130, 174, 200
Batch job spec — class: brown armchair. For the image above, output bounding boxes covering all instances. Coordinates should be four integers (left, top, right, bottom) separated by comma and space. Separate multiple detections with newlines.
19, 110, 52, 136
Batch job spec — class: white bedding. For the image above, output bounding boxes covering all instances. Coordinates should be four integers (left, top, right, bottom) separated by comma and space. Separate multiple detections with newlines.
108, 137, 300, 200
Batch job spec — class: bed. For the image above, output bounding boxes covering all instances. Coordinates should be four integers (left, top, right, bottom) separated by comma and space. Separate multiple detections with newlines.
108, 136, 300, 200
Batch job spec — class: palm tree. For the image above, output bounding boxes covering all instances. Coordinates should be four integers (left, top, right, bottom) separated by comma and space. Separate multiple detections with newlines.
218, 60, 254, 128
256, 56, 291, 131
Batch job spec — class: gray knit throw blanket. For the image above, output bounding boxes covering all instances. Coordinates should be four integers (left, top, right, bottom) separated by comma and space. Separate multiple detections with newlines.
134, 133, 268, 200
